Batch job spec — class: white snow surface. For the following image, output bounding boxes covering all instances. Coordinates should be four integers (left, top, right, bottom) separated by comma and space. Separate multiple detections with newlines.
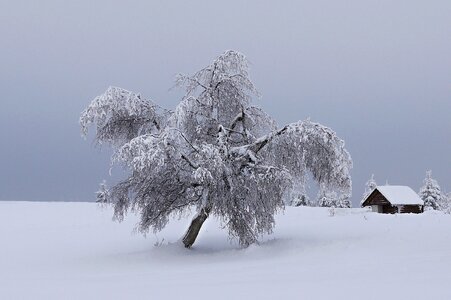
377, 185, 424, 205
1, 201, 450, 300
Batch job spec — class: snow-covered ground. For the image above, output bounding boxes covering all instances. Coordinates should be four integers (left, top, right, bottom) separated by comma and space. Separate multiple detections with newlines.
1, 202, 450, 299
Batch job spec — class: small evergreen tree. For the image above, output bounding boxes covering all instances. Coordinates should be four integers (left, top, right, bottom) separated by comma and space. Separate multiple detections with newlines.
419, 170, 442, 210
361, 174, 377, 204
288, 177, 310, 207
96, 180, 109, 203
337, 193, 352, 208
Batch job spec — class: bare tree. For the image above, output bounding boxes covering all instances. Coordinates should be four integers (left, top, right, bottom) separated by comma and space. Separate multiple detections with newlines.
80, 50, 352, 248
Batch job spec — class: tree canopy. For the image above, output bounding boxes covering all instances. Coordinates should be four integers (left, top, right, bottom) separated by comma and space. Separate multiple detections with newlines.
80, 50, 352, 247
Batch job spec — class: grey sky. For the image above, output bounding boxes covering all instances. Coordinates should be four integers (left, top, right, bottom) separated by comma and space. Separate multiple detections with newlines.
1, 0, 450, 205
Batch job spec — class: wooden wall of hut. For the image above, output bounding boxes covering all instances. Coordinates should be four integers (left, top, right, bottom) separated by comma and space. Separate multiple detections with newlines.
399, 205, 423, 214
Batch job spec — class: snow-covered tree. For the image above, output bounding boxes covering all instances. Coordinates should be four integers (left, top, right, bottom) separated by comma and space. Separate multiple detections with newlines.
419, 170, 442, 210
317, 188, 338, 208
443, 193, 450, 213
438, 192, 450, 213
289, 178, 311, 207
317, 187, 351, 208
292, 194, 310, 207
361, 174, 377, 204
96, 180, 109, 203
80, 50, 352, 248
337, 193, 352, 208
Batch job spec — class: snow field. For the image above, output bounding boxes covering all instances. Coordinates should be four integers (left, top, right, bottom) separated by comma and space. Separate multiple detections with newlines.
0, 202, 450, 299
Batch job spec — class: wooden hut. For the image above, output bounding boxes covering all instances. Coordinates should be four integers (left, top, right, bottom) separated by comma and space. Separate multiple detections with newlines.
361, 185, 424, 214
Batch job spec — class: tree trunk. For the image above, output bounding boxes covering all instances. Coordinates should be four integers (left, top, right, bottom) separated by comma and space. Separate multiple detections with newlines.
182, 206, 211, 248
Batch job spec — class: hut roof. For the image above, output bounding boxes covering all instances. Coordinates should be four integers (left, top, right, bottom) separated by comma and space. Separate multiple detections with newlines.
374, 185, 424, 205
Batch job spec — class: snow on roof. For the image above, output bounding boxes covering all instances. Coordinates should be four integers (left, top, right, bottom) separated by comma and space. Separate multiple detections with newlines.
376, 185, 424, 205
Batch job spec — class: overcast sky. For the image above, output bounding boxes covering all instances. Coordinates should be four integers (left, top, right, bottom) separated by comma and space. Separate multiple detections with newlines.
1, 0, 450, 206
